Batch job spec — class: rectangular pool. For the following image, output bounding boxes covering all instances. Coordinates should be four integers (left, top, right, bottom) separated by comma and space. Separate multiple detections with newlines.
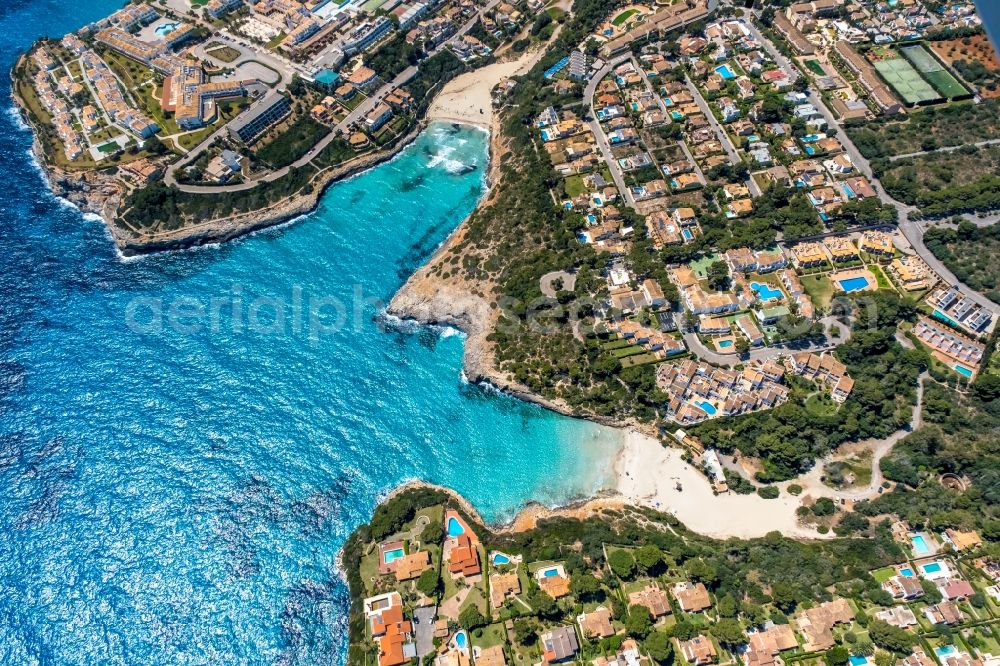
955, 364, 974, 378
850, 656, 869, 666
383, 548, 405, 564
911, 534, 931, 555
839, 276, 870, 293
716, 64, 736, 80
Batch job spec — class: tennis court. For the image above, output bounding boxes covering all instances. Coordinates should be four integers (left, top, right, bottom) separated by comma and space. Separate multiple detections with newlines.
900, 45, 968, 98
874, 56, 941, 104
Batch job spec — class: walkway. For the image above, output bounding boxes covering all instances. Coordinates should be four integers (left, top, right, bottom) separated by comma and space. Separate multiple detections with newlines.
887, 137, 1000, 161
721, 372, 928, 501
778, 372, 927, 501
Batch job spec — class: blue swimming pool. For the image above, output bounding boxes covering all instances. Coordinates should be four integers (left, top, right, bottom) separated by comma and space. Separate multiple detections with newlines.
696, 400, 718, 416
543, 567, 560, 577
493, 553, 510, 565
587, 213, 597, 223
718, 339, 733, 348
936, 646, 958, 659
447, 516, 465, 538
839, 276, 870, 293
955, 364, 974, 378
154, 22, 179, 37
804, 145, 816, 156
541, 130, 552, 141
383, 548, 405, 564
750, 282, 782, 302
933, 309, 961, 328
850, 656, 869, 666
911, 534, 931, 555
716, 64, 736, 80
922, 562, 943, 574
899, 567, 914, 577
454, 631, 468, 649
842, 184, 856, 199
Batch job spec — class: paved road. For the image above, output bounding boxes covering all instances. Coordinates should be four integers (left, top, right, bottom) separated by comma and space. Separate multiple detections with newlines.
744, 12, 1000, 315
165, 0, 498, 193
682, 74, 761, 196
584, 55, 636, 207
680, 315, 850, 366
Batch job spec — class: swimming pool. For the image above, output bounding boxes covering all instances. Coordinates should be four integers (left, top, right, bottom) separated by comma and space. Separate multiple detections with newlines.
899, 567, 914, 577
383, 548, 405, 564
563, 201, 573, 209
842, 184, 856, 199
936, 646, 958, 659
540, 130, 552, 141
682, 228, 693, 241
154, 22, 179, 37
955, 364, 974, 378
542, 567, 560, 577
492, 553, 510, 565
838, 276, 870, 293
911, 534, 931, 555
454, 631, 468, 649
447, 516, 465, 538
587, 213, 597, 224
803, 145, 816, 156
933, 309, 961, 328
922, 562, 943, 574
716, 64, 736, 80
850, 656, 869, 666
696, 400, 718, 416
750, 282, 783, 302
718, 339, 733, 348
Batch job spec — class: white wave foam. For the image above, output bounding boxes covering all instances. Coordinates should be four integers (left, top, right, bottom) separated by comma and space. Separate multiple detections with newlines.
379, 310, 466, 339
7, 104, 29, 131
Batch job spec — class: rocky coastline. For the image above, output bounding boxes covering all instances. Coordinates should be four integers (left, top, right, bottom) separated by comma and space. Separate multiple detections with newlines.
10, 58, 429, 257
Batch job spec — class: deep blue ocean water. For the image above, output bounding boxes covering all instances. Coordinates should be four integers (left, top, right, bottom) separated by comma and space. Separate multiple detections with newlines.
0, 4, 621, 663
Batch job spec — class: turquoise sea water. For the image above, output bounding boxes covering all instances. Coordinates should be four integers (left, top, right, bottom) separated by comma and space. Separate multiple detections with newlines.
0, 4, 622, 663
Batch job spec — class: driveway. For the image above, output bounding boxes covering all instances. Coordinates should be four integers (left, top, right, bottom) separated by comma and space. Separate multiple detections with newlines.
413, 605, 437, 657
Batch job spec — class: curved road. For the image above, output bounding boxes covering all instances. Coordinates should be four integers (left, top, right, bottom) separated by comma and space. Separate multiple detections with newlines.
722, 372, 928, 501
780, 372, 927, 501
741, 13, 1000, 317
165, 0, 499, 194
681, 315, 850, 366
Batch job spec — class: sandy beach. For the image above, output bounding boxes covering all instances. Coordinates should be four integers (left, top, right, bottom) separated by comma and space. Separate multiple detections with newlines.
613, 431, 823, 540
426, 50, 541, 127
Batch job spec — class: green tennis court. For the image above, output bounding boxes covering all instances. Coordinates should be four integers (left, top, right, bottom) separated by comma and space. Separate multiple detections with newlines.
900, 45, 968, 98
874, 57, 941, 104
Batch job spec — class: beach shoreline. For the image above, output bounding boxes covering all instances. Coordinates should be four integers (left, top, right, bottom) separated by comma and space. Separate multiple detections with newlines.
374, 426, 825, 542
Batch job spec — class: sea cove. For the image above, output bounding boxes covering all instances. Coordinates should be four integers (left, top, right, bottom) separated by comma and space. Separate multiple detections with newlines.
0, 110, 621, 662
